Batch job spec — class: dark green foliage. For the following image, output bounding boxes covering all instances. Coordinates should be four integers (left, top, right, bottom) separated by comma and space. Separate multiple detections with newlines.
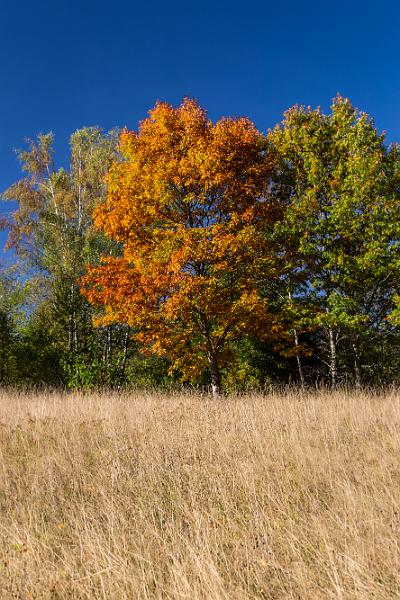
13, 308, 65, 388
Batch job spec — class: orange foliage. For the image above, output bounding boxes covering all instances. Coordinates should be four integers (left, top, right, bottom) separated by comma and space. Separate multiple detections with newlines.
81, 99, 281, 385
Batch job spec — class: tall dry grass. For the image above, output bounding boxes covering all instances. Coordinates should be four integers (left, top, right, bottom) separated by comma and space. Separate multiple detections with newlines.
0, 389, 399, 599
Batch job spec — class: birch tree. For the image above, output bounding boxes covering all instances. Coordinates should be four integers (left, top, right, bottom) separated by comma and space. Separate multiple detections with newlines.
2, 128, 124, 385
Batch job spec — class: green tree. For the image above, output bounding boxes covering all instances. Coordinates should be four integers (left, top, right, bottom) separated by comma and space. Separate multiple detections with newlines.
3, 128, 125, 386
0, 270, 17, 384
269, 96, 400, 387
0, 264, 33, 385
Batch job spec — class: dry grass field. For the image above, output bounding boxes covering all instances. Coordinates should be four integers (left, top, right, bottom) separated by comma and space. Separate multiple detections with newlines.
0, 389, 399, 599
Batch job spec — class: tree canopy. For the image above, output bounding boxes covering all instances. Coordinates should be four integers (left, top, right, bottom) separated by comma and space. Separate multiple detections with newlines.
81, 99, 283, 394
1, 96, 399, 392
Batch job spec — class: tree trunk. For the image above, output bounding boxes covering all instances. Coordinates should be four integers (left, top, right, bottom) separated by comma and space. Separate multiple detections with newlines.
209, 356, 221, 397
293, 328, 305, 391
288, 291, 305, 390
352, 338, 361, 389
328, 326, 337, 389
206, 338, 220, 397
68, 282, 78, 354
118, 326, 130, 391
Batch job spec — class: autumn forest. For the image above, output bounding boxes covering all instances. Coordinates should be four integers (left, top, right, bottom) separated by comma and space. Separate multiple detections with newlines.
1, 96, 399, 394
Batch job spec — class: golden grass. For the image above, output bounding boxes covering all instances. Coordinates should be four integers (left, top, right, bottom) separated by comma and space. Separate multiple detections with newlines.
0, 389, 399, 599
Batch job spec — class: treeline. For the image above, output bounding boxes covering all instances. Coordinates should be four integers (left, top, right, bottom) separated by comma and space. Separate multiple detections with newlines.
0, 96, 399, 392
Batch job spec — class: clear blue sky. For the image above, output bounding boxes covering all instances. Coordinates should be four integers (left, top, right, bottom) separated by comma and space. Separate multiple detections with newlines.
1, 0, 399, 252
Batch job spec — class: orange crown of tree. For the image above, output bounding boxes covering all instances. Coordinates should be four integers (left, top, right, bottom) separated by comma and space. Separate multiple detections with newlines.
81, 98, 281, 394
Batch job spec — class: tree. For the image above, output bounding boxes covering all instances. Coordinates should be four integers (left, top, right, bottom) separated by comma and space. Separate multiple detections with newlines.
269, 96, 400, 387
0, 268, 18, 384
0, 264, 34, 386
3, 128, 123, 385
82, 98, 282, 395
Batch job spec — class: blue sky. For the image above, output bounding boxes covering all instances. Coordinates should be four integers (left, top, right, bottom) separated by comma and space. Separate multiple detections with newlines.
1, 0, 399, 253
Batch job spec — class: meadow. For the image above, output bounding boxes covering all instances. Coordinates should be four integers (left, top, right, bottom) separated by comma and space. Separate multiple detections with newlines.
0, 389, 399, 599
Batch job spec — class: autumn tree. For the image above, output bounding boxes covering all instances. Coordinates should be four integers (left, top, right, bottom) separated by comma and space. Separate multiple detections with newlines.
82, 99, 281, 395
269, 96, 400, 386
